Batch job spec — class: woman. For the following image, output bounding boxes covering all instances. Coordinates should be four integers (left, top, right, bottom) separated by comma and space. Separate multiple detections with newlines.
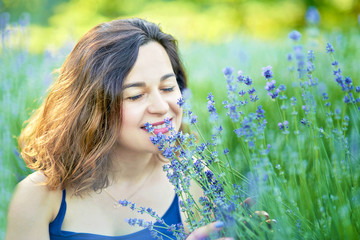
6, 18, 231, 240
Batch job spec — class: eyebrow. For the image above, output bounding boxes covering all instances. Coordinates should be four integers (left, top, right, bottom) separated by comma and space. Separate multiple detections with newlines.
122, 73, 176, 90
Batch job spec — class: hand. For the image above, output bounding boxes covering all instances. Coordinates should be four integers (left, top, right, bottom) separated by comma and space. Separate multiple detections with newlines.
186, 221, 234, 240
241, 197, 277, 229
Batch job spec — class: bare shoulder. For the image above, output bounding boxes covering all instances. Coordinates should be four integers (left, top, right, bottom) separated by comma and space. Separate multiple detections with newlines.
5, 171, 62, 240
15, 171, 61, 204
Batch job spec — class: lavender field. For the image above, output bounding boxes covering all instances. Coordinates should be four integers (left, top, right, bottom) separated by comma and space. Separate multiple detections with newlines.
1, 12, 360, 239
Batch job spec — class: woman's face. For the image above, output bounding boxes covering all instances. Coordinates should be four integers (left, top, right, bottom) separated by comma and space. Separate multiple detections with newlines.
117, 41, 183, 153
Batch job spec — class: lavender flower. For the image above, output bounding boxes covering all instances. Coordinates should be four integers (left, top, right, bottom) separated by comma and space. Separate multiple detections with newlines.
326, 43, 334, 53
262, 65, 273, 79
287, 53, 293, 62
256, 105, 265, 119
249, 94, 259, 102
223, 67, 234, 77
305, 6, 320, 24
177, 97, 185, 107
238, 90, 246, 96
190, 115, 197, 124
144, 122, 154, 133
237, 70, 244, 82
300, 118, 308, 125
278, 121, 289, 131
162, 147, 174, 158
243, 76, 253, 86
265, 80, 276, 91
288, 30, 302, 41
268, 89, 280, 99
207, 92, 218, 121
247, 87, 256, 95
322, 93, 329, 101
279, 84, 286, 91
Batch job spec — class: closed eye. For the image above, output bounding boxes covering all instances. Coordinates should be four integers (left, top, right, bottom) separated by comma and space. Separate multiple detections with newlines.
127, 94, 143, 101
162, 87, 175, 92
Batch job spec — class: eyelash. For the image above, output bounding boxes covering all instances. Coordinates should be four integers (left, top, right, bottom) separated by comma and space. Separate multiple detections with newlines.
127, 87, 175, 101
163, 87, 175, 92
128, 94, 143, 101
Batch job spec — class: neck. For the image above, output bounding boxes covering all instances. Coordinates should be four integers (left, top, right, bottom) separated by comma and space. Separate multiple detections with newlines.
108, 145, 157, 184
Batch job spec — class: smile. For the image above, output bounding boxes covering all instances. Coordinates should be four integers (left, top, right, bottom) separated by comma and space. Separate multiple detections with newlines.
141, 118, 173, 134
153, 123, 167, 129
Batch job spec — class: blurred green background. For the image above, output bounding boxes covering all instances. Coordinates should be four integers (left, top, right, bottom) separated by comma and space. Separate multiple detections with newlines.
1, 0, 360, 53
1, 0, 360, 239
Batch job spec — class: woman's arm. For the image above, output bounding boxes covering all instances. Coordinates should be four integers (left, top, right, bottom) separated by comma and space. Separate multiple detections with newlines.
5, 172, 61, 240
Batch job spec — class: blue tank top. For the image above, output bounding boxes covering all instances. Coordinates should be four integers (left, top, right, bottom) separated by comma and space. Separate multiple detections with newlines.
49, 190, 182, 239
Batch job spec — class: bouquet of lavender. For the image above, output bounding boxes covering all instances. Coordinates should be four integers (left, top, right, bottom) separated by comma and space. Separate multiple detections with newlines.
118, 29, 360, 239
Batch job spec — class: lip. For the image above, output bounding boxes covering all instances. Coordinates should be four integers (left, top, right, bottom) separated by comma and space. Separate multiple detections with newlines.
151, 120, 167, 126
141, 118, 173, 134
141, 118, 173, 127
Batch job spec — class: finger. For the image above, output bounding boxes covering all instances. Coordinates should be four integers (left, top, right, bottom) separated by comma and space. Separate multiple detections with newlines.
260, 218, 277, 230
186, 221, 224, 240
240, 197, 256, 208
254, 210, 269, 220
266, 219, 277, 224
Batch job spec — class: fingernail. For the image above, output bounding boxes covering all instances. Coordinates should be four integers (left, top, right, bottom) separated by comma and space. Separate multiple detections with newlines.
215, 221, 224, 228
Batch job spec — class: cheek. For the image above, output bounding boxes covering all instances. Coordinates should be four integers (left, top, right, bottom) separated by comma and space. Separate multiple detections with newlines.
120, 105, 139, 127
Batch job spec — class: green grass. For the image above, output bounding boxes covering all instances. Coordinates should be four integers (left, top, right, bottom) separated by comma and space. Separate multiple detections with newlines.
1, 19, 359, 239
180, 30, 360, 238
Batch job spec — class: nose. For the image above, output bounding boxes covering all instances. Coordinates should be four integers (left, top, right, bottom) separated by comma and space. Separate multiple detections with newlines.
147, 91, 169, 115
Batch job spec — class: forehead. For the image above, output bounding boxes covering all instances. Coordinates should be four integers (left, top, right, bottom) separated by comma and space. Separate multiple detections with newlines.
124, 41, 174, 84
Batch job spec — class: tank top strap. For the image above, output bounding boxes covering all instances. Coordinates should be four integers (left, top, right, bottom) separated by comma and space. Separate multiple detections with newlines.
49, 189, 67, 235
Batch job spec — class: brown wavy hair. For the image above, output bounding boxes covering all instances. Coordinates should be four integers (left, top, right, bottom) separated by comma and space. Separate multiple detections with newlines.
19, 18, 187, 195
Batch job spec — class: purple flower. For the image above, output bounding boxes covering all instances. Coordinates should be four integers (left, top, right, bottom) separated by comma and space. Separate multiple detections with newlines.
326, 43, 334, 53
207, 93, 218, 120
288, 30, 302, 41
162, 147, 173, 158
278, 84, 286, 91
223, 67, 234, 77
238, 90, 246, 96
126, 218, 137, 226
284, 120, 289, 127
119, 199, 129, 206
344, 77, 352, 85
308, 50, 315, 62
244, 76, 253, 85
237, 71, 244, 82
265, 80, 276, 91
262, 65, 273, 79
300, 118, 308, 125
256, 105, 265, 119
164, 117, 174, 131
247, 87, 256, 94
287, 53, 293, 61
305, 6, 320, 24
278, 122, 284, 130
355, 86, 360, 93
144, 122, 154, 133
223, 148, 229, 155
344, 95, 350, 104
322, 93, 329, 101
250, 94, 259, 102
177, 97, 185, 107
268, 89, 280, 99
190, 115, 197, 124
